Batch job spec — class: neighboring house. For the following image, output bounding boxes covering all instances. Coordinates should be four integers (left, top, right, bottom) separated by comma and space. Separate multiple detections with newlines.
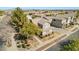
38, 19, 53, 37
50, 17, 66, 28
50, 13, 76, 28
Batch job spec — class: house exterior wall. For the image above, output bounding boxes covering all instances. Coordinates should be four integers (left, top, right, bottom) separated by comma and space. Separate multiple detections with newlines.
38, 22, 53, 36
51, 19, 62, 28
67, 16, 75, 25
42, 23, 53, 36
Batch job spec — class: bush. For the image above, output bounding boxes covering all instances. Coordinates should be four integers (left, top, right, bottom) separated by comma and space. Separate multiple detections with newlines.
60, 39, 79, 51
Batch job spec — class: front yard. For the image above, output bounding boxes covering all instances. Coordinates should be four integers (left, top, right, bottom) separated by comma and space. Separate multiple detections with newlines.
40, 32, 61, 42
15, 37, 40, 50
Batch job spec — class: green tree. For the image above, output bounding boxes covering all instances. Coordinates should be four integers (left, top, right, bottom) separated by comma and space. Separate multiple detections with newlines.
11, 7, 28, 32
61, 39, 79, 51
11, 7, 41, 39
20, 22, 41, 38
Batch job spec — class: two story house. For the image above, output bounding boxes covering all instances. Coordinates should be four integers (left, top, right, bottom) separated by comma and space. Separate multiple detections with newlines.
50, 13, 76, 28
38, 19, 53, 37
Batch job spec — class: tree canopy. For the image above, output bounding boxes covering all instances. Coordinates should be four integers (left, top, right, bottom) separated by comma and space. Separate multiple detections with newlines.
61, 39, 79, 51
11, 7, 41, 39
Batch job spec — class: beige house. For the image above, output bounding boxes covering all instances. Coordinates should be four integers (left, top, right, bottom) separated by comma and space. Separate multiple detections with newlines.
38, 18, 53, 36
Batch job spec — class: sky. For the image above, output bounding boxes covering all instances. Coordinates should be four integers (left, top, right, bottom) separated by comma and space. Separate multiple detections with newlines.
0, 7, 79, 10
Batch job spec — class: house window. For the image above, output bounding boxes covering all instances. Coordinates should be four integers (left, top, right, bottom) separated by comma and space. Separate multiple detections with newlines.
53, 19, 56, 21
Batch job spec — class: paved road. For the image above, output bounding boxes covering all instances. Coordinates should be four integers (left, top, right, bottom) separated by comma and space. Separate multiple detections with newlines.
0, 15, 17, 51
46, 29, 79, 51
